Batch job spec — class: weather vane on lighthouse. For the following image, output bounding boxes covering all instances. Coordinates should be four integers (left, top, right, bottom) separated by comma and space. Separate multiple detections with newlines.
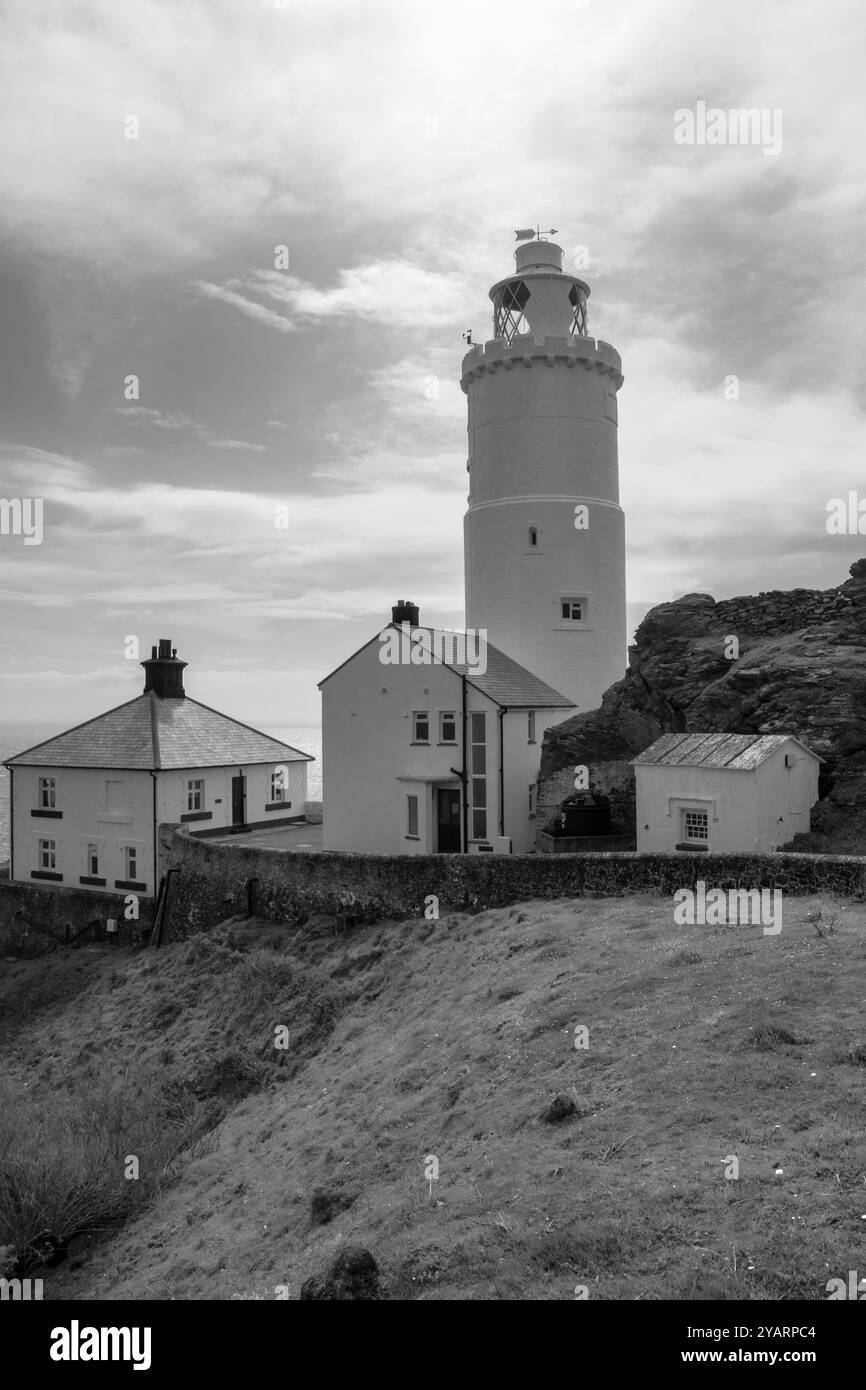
514, 225, 558, 242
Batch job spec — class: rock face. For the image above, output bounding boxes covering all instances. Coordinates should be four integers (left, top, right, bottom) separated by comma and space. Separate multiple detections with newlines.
538, 560, 866, 853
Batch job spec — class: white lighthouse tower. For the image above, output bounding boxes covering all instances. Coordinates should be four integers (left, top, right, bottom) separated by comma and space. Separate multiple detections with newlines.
461, 236, 626, 710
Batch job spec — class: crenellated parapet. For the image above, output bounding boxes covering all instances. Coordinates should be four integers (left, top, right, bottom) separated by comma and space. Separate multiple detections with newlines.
461, 334, 624, 393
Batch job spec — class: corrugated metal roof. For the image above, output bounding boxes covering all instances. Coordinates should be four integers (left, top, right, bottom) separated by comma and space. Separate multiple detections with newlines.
5, 694, 313, 770
631, 731, 819, 770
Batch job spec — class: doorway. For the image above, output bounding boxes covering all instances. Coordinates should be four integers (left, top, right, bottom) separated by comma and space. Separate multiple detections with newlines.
231, 773, 246, 830
436, 788, 461, 853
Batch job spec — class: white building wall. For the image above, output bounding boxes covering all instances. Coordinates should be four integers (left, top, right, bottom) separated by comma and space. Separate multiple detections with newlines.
11, 757, 309, 899
753, 745, 820, 850
322, 637, 522, 855
323, 639, 470, 854
11, 765, 156, 895
157, 760, 307, 835
635, 764, 758, 853
501, 707, 574, 854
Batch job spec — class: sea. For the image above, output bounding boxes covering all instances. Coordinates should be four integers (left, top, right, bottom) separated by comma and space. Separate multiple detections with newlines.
0, 722, 323, 864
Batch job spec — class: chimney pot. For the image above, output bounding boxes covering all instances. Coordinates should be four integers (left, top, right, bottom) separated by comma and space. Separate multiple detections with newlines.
391, 600, 420, 626
142, 638, 188, 699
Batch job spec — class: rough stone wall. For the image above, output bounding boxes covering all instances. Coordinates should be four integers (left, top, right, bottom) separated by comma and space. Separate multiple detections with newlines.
0, 881, 150, 954
712, 586, 854, 635
157, 825, 866, 938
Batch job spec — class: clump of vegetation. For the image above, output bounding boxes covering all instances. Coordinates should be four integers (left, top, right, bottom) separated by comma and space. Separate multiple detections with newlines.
746, 1024, 806, 1049
805, 906, 841, 937
0, 1066, 214, 1274
667, 950, 703, 967
300, 1246, 381, 1300
540, 1094, 580, 1124
309, 1188, 357, 1226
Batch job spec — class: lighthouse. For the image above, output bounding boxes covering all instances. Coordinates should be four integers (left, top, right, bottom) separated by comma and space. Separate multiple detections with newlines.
461, 236, 626, 710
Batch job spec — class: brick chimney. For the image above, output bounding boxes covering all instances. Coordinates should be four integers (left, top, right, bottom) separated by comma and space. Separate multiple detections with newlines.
141, 638, 187, 698
391, 599, 420, 625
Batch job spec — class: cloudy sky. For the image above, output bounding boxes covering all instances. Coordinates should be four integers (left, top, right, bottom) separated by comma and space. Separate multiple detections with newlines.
0, 0, 864, 729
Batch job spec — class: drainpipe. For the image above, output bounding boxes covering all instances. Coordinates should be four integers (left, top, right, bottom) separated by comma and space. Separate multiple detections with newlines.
498, 706, 506, 837
461, 673, 468, 854
149, 771, 158, 901
8, 766, 13, 881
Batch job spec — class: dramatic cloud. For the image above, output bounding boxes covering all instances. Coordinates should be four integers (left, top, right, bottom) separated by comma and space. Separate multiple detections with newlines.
0, 0, 863, 728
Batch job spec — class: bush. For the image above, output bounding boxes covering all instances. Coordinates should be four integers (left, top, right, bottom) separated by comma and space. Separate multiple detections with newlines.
0, 1066, 215, 1273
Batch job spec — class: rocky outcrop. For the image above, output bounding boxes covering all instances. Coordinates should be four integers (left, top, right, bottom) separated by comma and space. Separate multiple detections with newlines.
538, 560, 866, 853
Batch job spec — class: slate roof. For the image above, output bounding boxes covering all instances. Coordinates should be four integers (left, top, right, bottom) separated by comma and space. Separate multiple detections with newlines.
631, 732, 820, 771
4, 694, 314, 771
448, 639, 574, 708
319, 625, 574, 709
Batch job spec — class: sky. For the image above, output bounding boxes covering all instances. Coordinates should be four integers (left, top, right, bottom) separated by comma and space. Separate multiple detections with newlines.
0, 0, 864, 730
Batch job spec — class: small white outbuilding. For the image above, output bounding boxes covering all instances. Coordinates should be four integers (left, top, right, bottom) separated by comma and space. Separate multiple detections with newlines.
631, 732, 821, 854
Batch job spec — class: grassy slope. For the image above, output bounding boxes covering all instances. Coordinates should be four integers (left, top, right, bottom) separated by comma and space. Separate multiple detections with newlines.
2, 893, 865, 1301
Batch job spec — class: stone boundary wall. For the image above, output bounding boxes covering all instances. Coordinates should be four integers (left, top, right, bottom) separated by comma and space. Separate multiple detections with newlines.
536, 830, 634, 854
0, 880, 152, 954
158, 825, 866, 940
712, 586, 853, 635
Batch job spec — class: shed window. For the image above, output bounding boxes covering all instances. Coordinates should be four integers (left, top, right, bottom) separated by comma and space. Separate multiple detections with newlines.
682, 809, 709, 842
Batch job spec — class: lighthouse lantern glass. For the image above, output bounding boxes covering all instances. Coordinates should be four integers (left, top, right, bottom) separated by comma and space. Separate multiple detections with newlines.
492, 279, 589, 344
493, 280, 531, 342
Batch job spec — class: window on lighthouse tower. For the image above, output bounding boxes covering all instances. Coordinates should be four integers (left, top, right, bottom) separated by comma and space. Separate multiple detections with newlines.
528, 526, 538, 547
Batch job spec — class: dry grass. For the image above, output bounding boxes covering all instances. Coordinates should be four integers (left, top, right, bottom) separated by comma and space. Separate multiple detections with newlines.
1, 893, 864, 1299
0, 1068, 215, 1272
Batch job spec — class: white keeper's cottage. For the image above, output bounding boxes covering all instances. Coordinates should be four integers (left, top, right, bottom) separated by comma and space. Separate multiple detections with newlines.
320, 602, 575, 855
632, 732, 821, 854
4, 639, 313, 897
